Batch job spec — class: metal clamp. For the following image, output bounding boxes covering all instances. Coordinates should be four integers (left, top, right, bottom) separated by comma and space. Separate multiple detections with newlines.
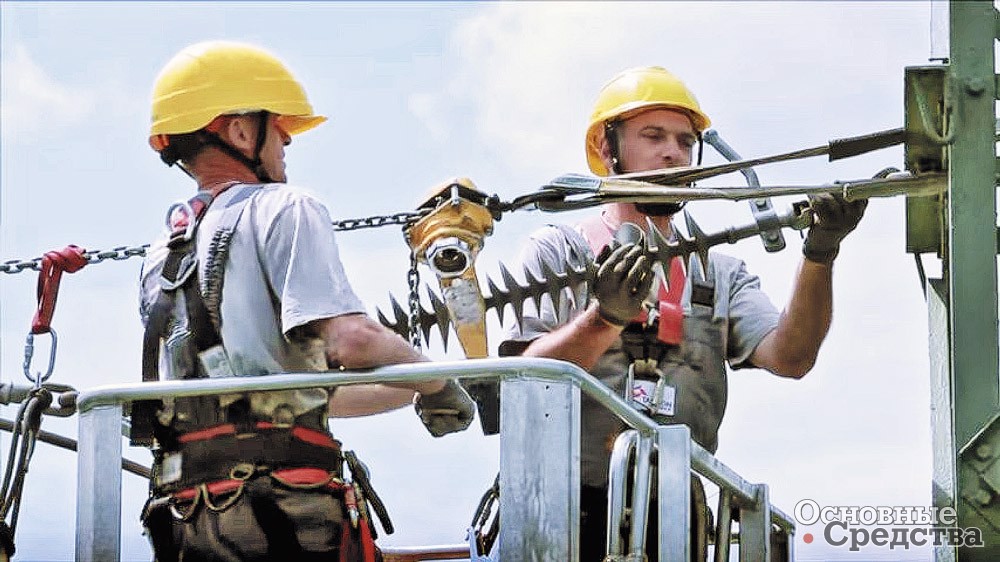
703, 129, 786, 252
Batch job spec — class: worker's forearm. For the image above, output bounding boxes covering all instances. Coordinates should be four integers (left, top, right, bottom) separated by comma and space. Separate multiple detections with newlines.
319, 315, 445, 395
755, 258, 833, 377
328, 384, 418, 417
522, 303, 623, 371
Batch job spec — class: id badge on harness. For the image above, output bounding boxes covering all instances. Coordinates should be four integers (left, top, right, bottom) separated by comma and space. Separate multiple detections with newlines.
627, 358, 676, 416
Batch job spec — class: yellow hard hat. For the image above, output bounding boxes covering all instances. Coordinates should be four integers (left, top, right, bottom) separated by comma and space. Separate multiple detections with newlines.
585, 66, 711, 176
149, 41, 326, 151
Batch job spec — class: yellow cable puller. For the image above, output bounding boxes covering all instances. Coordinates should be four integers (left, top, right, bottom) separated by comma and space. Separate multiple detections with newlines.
406, 178, 495, 358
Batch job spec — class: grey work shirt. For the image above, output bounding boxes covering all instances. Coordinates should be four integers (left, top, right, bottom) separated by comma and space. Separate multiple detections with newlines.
140, 183, 367, 426
500, 223, 780, 489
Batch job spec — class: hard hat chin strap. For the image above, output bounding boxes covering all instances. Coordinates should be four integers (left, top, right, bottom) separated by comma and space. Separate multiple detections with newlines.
157, 112, 277, 184
197, 111, 277, 184
605, 120, 623, 175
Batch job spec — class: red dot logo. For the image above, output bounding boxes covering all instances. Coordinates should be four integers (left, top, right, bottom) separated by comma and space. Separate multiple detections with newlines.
803, 533, 814, 544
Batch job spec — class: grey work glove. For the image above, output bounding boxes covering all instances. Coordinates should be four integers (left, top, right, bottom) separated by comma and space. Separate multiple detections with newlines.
802, 192, 868, 264
592, 242, 655, 326
414, 379, 476, 437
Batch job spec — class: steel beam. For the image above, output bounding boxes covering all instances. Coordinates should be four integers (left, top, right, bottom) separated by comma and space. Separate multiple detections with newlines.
944, 1, 999, 559
947, 0, 998, 452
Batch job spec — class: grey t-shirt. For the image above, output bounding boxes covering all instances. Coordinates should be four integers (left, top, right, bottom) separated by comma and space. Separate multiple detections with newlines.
500, 223, 780, 488
140, 183, 367, 422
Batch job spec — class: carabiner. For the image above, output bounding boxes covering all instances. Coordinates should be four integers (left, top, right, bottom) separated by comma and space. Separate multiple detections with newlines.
164, 200, 197, 241
23, 329, 57, 388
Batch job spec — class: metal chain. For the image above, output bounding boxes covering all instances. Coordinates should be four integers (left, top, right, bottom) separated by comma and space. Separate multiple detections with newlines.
0, 259, 42, 275
85, 245, 152, 265
0, 210, 431, 275
0, 245, 152, 275
406, 249, 422, 351
332, 210, 428, 232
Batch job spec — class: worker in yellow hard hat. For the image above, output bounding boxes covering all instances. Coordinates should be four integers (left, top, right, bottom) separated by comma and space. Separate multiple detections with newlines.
147, 40, 327, 182
139, 40, 474, 562
584, 65, 710, 219
501, 66, 867, 561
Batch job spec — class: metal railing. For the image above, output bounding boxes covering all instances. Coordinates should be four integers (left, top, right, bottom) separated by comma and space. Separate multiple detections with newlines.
75, 357, 794, 561
606, 428, 796, 561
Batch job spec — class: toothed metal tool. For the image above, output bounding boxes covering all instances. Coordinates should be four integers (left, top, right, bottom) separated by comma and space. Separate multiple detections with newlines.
378, 201, 814, 343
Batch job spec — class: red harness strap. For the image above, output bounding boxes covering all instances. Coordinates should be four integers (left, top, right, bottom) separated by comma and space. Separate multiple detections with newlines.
657, 253, 686, 345
169, 423, 377, 561
171, 465, 377, 562
171, 467, 346, 501
177, 422, 341, 449
577, 215, 685, 345
31, 245, 89, 335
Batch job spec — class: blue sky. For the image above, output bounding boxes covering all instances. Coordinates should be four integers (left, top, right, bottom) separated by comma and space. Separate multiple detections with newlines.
2, 2, 945, 560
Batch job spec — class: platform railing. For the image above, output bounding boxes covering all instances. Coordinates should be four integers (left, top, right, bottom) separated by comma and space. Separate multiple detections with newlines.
606, 427, 796, 561
75, 357, 794, 562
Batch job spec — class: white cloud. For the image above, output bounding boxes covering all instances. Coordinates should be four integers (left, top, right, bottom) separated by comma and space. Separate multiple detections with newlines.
408, 92, 450, 142
414, 2, 930, 185
0, 44, 97, 141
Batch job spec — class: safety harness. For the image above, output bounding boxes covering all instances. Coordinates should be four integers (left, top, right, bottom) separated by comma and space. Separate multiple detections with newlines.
577, 215, 687, 346
576, 215, 715, 417
135, 185, 390, 559
133, 186, 250, 449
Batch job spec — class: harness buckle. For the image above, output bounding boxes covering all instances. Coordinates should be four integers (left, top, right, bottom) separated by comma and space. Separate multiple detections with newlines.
165, 200, 197, 242
228, 463, 257, 481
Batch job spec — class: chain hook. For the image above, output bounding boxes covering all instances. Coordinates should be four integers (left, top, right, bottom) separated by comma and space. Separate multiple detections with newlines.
22, 329, 57, 388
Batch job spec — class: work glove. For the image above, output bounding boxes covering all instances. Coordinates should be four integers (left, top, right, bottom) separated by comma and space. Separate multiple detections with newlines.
592, 241, 655, 327
802, 192, 868, 264
414, 379, 476, 437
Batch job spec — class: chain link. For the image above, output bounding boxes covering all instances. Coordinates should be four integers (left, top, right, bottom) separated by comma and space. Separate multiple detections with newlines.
332, 210, 428, 232
0, 245, 153, 275
85, 245, 152, 265
1, 209, 431, 275
0, 258, 43, 275
406, 250, 422, 351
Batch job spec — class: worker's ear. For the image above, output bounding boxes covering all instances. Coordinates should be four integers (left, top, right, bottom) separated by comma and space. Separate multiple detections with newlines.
598, 132, 615, 172
217, 115, 257, 155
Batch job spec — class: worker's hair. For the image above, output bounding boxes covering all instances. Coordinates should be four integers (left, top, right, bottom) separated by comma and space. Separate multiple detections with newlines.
157, 132, 209, 167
